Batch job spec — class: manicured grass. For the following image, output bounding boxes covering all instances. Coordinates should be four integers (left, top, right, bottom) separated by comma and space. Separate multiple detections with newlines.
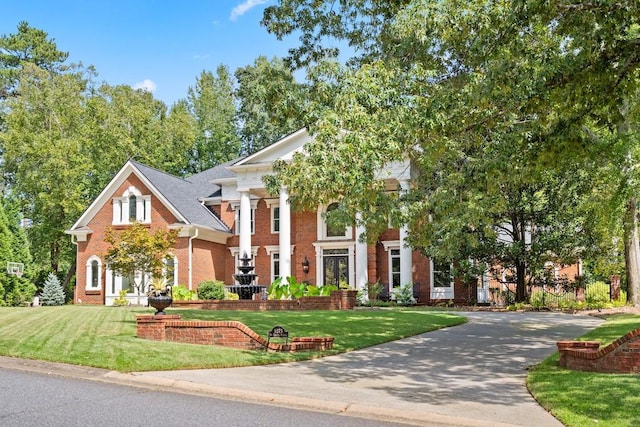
527, 314, 640, 427
0, 305, 464, 372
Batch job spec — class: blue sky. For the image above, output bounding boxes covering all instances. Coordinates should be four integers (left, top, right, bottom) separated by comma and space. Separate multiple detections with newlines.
1, 1, 298, 106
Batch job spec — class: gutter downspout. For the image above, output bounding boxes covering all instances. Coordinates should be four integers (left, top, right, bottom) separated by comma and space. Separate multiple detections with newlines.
188, 226, 199, 290
70, 235, 80, 304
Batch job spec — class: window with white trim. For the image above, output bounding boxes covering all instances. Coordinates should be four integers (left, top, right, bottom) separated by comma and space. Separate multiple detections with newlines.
86, 256, 102, 290
163, 255, 178, 287
112, 186, 151, 225
319, 203, 352, 240
271, 252, 280, 283
390, 249, 401, 288
235, 207, 256, 235
272, 206, 280, 234
433, 259, 453, 288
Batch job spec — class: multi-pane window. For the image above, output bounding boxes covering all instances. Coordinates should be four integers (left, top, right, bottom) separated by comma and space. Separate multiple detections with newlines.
272, 252, 280, 283
235, 208, 255, 235
433, 260, 453, 288
390, 249, 401, 288
272, 206, 280, 233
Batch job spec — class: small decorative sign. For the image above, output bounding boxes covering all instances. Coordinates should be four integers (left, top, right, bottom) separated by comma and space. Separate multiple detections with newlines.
268, 326, 289, 338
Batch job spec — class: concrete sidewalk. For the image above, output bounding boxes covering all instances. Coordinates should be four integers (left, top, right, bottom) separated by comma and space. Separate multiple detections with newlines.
0, 311, 603, 426
107, 311, 602, 426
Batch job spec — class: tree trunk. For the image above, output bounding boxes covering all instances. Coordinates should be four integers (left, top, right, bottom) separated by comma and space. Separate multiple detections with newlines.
624, 198, 640, 306
515, 259, 527, 303
62, 261, 76, 289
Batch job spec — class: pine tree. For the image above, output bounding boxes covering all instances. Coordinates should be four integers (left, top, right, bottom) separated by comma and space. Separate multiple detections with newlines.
40, 273, 65, 306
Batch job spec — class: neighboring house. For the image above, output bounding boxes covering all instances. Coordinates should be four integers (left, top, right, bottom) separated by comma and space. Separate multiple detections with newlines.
67, 128, 474, 306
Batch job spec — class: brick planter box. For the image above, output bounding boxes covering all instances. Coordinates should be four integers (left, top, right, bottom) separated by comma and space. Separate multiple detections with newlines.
171, 290, 358, 311
557, 328, 640, 374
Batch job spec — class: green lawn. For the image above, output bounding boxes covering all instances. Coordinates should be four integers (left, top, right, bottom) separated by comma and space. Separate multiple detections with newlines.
0, 305, 464, 372
528, 314, 640, 427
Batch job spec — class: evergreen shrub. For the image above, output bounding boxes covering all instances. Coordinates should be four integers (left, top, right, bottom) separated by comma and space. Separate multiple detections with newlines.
197, 280, 226, 300
40, 273, 65, 306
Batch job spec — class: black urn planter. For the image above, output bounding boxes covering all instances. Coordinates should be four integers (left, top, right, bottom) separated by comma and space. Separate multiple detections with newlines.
148, 294, 172, 315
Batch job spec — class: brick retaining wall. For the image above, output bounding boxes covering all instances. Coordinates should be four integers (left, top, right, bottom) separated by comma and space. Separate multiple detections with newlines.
557, 328, 640, 374
171, 290, 357, 311
137, 315, 334, 352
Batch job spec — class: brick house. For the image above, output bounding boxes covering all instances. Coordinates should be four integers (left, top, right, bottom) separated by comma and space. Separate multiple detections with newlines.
67, 128, 475, 306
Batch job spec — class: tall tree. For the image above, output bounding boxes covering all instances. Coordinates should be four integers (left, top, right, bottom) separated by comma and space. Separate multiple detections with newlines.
0, 21, 69, 100
263, 1, 640, 303
0, 196, 35, 306
186, 66, 240, 173
235, 56, 307, 154
0, 63, 91, 278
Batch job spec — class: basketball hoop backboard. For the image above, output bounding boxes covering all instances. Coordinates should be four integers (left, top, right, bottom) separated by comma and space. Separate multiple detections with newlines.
7, 262, 24, 278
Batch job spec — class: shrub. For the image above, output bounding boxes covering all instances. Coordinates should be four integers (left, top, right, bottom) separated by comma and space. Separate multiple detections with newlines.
224, 291, 239, 300
268, 277, 338, 300
197, 280, 226, 300
394, 283, 416, 306
614, 290, 627, 307
113, 290, 129, 306
172, 285, 197, 301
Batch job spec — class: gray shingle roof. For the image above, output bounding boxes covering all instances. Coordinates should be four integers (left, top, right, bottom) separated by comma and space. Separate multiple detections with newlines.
130, 161, 231, 232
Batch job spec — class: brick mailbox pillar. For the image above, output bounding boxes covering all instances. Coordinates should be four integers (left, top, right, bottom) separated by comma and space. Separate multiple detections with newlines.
610, 275, 621, 301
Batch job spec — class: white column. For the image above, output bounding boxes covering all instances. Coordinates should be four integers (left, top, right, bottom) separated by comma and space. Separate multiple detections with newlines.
239, 190, 251, 258
279, 186, 292, 280
355, 213, 368, 292
399, 180, 413, 287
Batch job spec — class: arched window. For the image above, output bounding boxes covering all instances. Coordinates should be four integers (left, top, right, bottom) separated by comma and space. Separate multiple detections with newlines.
318, 203, 352, 240
129, 194, 137, 222
326, 203, 344, 237
85, 256, 102, 290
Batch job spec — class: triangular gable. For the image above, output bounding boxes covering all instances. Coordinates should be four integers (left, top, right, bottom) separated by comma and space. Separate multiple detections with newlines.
232, 128, 311, 168
68, 161, 188, 231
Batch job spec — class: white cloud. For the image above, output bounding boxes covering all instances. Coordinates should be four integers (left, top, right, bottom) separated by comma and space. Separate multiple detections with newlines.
230, 0, 269, 22
133, 79, 157, 93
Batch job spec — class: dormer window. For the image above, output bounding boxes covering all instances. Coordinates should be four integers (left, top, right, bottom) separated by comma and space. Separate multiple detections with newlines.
113, 186, 151, 225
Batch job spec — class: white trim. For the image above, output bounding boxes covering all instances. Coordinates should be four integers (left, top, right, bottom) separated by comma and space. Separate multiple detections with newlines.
265, 245, 295, 255
382, 240, 401, 251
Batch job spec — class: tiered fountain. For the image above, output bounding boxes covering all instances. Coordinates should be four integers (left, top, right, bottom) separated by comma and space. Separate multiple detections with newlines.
232, 252, 259, 299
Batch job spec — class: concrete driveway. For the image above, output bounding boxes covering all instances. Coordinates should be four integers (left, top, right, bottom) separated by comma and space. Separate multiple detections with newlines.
116, 311, 603, 426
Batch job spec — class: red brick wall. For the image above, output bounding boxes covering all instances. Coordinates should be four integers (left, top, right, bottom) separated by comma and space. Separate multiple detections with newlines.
558, 329, 640, 374
136, 315, 334, 352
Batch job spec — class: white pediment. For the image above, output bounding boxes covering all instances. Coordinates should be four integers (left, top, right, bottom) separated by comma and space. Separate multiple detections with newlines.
233, 128, 311, 168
